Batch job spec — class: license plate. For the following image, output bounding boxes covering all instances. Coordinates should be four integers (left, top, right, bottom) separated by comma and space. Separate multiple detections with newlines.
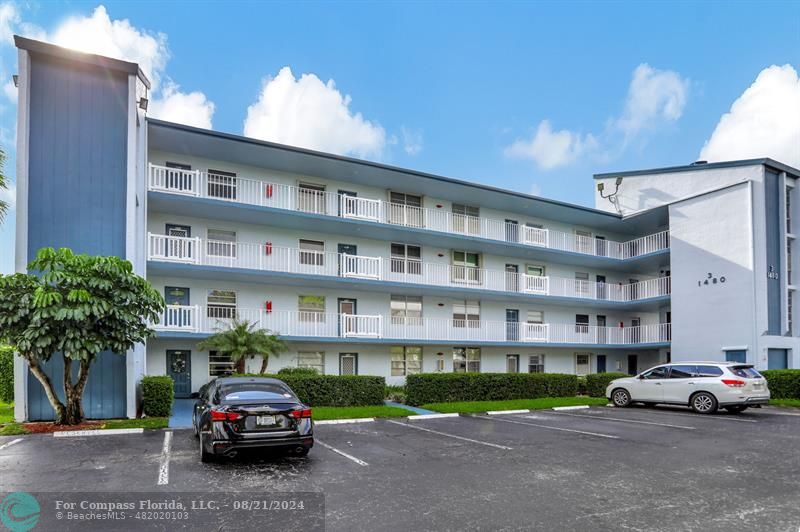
256, 415, 276, 426
753, 383, 764, 390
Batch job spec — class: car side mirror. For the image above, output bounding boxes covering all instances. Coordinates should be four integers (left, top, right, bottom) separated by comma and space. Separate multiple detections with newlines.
637, 374, 645, 380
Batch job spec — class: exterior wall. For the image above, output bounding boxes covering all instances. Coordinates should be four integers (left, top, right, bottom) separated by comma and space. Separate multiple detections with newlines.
594, 165, 763, 215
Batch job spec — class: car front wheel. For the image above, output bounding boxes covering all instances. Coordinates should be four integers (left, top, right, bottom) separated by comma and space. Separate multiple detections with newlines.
611, 388, 632, 407
690, 392, 718, 414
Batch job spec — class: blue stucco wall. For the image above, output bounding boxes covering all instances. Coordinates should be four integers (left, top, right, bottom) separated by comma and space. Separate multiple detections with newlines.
25, 53, 129, 420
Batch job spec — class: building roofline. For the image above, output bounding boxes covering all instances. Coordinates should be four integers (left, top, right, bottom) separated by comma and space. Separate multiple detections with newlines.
147, 117, 629, 220
14, 35, 151, 89
594, 158, 800, 180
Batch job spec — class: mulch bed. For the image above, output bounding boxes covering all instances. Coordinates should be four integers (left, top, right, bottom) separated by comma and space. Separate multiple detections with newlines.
20, 421, 103, 434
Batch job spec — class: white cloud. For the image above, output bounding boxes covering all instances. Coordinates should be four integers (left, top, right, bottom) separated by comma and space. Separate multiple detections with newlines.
243, 66, 386, 159
401, 126, 423, 156
617, 63, 689, 137
149, 81, 214, 129
700, 64, 800, 168
0, 3, 215, 128
505, 120, 598, 170
3, 78, 14, 103
505, 63, 689, 170
529, 183, 542, 197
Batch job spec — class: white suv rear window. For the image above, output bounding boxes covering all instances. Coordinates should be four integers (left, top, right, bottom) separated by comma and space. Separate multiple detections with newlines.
728, 366, 762, 378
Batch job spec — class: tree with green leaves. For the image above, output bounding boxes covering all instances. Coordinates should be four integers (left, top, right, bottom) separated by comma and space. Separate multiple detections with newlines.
198, 318, 287, 375
0, 248, 165, 425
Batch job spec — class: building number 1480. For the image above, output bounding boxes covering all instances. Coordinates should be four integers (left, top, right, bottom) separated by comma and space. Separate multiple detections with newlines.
698, 272, 726, 287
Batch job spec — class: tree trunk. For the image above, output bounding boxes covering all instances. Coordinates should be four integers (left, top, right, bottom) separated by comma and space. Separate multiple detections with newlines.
259, 355, 269, 374
64, 359, 91, 425
236, 356, 246, 374
25, 356, 66, 424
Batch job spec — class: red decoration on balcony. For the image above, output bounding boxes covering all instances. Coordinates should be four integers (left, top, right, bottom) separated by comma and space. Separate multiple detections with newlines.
265, 183, 273, 197
619, 321, 624, 328
265, 301, 273, 313
264, 242, 272, 255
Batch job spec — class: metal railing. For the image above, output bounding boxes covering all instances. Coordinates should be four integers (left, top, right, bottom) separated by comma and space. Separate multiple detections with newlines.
148, 164, 669, 260
148, 234, 671, 302
154, 306, 672, 345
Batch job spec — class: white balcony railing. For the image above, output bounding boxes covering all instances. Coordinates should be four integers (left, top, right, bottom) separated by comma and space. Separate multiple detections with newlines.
148, 234, 672, 303
154, 306, 672, 345
148, 164, 669, 260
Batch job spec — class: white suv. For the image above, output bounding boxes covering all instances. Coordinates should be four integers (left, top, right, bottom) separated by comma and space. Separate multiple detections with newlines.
606, 362, 770, 414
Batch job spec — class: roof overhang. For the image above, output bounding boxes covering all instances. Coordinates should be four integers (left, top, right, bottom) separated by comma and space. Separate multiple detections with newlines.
594, 158, 800, 180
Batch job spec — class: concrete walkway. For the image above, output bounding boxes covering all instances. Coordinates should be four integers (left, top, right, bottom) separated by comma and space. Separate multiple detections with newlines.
384, 400, 437, 415
169, 398, 194, 428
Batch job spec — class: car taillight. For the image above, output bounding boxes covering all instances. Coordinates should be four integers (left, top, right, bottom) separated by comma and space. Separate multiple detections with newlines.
210, 409, 242, 422
721, 379, 746, 388
289, 408, 312, 419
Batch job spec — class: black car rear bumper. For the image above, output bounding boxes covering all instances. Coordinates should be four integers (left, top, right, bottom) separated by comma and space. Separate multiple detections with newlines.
209, 435, 314, 456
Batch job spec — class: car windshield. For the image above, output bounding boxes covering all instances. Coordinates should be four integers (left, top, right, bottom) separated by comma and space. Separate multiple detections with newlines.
728, 365, 762, 379
218, 383, 295, 401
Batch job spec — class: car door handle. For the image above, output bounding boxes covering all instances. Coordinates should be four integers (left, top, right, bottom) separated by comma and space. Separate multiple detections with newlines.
655, 382, 662, 385
687, 382, 695, 385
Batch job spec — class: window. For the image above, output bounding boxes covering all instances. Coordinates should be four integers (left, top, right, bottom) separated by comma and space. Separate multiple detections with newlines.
299, 239, 325, 266
207, 290, 236, 319
641, 366, 668, 379
669, 365, 695, 378
209, 351, 235, 377
527, 310, 544, 324
207, 229, 236, 257
298, 351, 325, 375
506, 354, 519, 373
729, 365, 762, 378
528, 354, 545, 373
207, 169, 237, 199
575, 272, 590, 297
789, 290, 795, 335
788, 240, 793, 285
453, 347, 480, 372
452, 251, 481, 283
575, 353, 591, 375
575, 314, 589, 333
298, 295, 326, 322
391, 295, 422, 325
575, 229, 593, 254
388, 192, 423, 227
298, 183, 327, 214
390, 243, 422, 275
695, 365, 724, 377
526, 264, 545, 277
391, 346, 422, 376
452, 204, 480, 234
787, 185, 793, 234
453, 300, 480, 327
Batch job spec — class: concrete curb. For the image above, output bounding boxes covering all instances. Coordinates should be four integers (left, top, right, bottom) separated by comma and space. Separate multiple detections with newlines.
407, 413, 460, 420
53, 428, 144, 437
315, 418, 375, 425
487, 409, 530, 415
551, 405, 592, 411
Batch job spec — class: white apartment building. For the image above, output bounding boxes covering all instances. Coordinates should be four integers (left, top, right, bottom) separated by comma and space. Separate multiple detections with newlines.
11, 37, 800, 420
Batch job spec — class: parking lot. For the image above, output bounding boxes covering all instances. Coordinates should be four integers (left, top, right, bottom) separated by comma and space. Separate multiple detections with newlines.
2, 405, 800, 531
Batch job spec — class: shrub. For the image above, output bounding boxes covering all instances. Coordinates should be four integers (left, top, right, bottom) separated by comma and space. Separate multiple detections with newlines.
277, 367, 319, 376
576, 376, 588, 396
762, 369, 800, 399
0, 346, 13, 403
141, 376, 174, 417
235, 374, 385, 406
385, 384, 406, 403
405, 373, 578, 406
585, 372, 630, 397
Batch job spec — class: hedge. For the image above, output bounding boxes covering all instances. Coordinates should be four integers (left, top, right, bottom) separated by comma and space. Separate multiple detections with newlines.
586, 373, 630, 397
0, 346, 13, 403
405, 373, 578, 406
141, 376, 174, 417
235, 374, 385, 406
761, 369, 800, 399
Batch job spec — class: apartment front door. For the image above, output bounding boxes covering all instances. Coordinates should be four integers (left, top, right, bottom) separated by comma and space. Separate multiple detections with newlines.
339, 353, 358, 375
505, 220, 519, 243
506, 309, 519, 341
338, 244, 357, 276
596, 355, 607, 373
627, 354, 638, 375
596, 315, 607, 344
338, 190, 357, 216
165, 224, 192, 260
505, 264, 519, 292
164, 287, 190, 328
167, 350, 192, 398
596, 275, 607, 299
339, 298, 357, 335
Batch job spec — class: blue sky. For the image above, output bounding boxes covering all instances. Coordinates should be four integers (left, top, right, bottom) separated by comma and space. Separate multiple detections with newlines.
0, 1, 798, 273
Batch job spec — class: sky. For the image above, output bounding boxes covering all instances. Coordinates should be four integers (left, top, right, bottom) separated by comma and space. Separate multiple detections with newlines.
0, 0, 798, 273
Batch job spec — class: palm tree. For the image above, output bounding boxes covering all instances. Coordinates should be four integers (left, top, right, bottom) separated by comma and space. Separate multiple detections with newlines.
197, 318, 287, 374
0, 148, 7, 223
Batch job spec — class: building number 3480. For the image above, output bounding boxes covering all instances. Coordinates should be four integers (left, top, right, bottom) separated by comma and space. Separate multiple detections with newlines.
698, 272, 726, 287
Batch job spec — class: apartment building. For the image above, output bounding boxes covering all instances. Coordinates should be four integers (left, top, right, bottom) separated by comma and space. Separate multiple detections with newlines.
11, 37, 800, 421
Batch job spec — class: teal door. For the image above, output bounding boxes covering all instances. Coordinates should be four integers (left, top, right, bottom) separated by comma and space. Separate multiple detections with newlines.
167, 350, 192, 398
768, 349, 788, 369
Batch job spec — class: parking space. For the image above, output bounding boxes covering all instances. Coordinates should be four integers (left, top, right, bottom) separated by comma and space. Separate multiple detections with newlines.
2, 406, 800, 531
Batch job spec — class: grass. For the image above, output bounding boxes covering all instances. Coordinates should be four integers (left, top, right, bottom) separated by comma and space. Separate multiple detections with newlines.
421, 396, 608, 414
0, 423, 29, 436
100, 417, 169, 430
312, 405, 412, 421
769, 398, 800, 408
0, 401, 13, 425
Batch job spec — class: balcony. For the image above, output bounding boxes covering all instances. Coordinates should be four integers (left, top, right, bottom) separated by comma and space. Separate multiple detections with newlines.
148, 164, 669, 261
148, 234, 672, 304
154, 306, 672, 346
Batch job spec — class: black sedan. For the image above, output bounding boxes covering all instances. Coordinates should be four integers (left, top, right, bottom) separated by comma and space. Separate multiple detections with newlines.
193, 376, 313, 462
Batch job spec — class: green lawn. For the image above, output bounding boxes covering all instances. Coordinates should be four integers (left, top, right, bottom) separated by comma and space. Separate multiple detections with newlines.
0, 401, 13, 425
421, 396, 608, 414
769, 399, 800, 408
312, 405, 412, 421
0, 423, 28, 436
100, 417, 169, 430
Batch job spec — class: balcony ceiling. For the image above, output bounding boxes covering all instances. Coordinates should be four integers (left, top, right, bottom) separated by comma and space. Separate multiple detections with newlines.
147, 119, 669, 236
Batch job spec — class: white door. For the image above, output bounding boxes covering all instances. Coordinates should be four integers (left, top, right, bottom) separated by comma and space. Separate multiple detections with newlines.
660, 364, 697, 403
630, 365, 668, 401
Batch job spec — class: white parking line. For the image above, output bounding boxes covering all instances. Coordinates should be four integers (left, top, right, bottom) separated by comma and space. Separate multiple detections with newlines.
407, 413, 460, 420
385, 419, 513, 450
157, 431, 173, 485
547, 411, 696, 430
315, 439, 369, 467
53, 428, 144, 437
476, 414, 619, 440
487, 409, 530, 416
315, 418, 375, 425
618, 408, 759, 423
0, 438, 23, 451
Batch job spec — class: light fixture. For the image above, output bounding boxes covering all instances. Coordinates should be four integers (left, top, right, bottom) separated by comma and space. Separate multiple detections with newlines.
12, 75, 18, 88
598, 177, 623, 214
138, 97, 148, 111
